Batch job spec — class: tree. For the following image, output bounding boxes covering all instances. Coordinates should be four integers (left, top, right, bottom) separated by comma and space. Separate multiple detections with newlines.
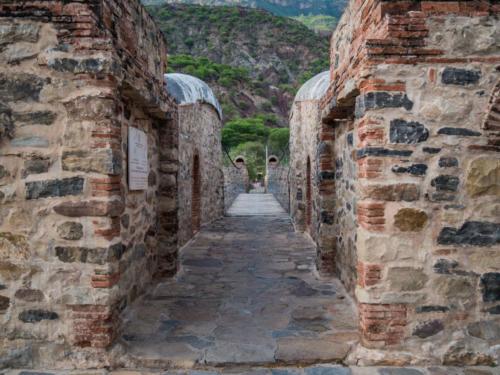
221, 117, 270, 149
229, 141, 266, 181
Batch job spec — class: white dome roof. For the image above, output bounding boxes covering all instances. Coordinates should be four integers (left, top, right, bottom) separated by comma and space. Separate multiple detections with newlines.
164, 73, 223, 119
294, 71, 330, 102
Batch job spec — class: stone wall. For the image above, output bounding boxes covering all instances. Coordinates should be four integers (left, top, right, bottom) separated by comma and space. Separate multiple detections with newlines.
177, 103, 224, 247
223, 161, 249, 212
267, 162, 290, 212
290, 100, 337, 273
319, 0, 500, 365
0, 0, 177, 368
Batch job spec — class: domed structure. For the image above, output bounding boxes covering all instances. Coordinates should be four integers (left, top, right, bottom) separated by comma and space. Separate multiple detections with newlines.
164, 73, 223, 119
293, 71, 330, 102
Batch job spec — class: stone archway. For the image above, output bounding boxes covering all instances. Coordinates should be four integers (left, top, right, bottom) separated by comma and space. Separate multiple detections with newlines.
191, 153, 201, 234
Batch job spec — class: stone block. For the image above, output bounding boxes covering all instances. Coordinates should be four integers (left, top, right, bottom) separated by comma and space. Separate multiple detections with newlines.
26, 176, 84, 199
442, 67, 481, 85
22, 157, 50, 177
13, 111, 57, 125
57, 222, 83, 240
0, 295, 9, 311
14, 288, 44, 302
412, 319, 444, 338
0, 101, 14, 139
387, 267, 428, 291
0, 261, 27, 281
62, 149, 122, 175
423, 147, 441, 154
433, 259, 459, 274
48, 57, 119, 75
415, 305, 449, 313
0, 22, 39, 46
0, 73, 46, 102
439, 157, 459, 168
356, 147, 413, 159
435, 276, 475, 300
55, 244, 123, 265
355, 92, 413, 117
390, 119, 429, 144
431, 175, 459, 192
480, 273, 500, 302
11, 136, 49, 148
361, 184, 419, 201
18, 309, 58, 323
54, 200, 125, 217
467, 320, 500, 342
391, 164, 427, 176
438, 127, 481, 137
394, 208, 428, 232
466, 158, 500, 198
437, 221, 500, 247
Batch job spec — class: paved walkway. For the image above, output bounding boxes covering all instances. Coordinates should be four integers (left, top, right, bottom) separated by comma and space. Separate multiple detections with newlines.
118, 194, 358, 368
227, 193, 286, 216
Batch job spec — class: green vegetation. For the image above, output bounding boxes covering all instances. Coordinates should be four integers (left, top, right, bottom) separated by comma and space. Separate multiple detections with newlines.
146, 4, 330, 124
222, 116, 289, 179
292, 14, 338, 34
168, 54, 250, 88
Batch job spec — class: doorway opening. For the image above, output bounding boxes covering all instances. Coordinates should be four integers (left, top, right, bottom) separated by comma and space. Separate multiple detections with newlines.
306, 156, 312, 231
192, 153, 201, 234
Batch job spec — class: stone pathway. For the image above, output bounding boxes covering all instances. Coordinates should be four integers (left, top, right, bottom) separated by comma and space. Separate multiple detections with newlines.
118, 194, 358, 368
227, 193, 286, 216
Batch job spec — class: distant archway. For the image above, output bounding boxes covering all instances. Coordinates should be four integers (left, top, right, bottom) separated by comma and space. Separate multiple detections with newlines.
192, 153, 201, 234
306, 156, 312, 230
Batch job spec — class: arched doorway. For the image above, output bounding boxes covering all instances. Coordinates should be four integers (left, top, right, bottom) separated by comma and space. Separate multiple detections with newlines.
192, 153, 201, 234
306, 156, 312, 231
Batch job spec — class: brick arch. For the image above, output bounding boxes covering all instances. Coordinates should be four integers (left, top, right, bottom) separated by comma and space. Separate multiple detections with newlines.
191, 152, 201, 234
483, 80, 500, 131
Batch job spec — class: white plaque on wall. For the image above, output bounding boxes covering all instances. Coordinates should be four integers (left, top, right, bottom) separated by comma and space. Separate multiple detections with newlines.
128, 126, 148, 190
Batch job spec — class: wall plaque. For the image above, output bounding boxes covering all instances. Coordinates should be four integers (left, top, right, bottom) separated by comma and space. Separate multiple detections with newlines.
128, 126, 148, 190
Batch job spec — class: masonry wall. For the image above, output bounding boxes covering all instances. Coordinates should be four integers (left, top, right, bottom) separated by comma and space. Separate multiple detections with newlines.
267, 163, 290, 212
290, 100, 337, 273
320, 0, 500, 366
177, 103, 224, 247
223, 162, 249, 212
0, 0, 175, 368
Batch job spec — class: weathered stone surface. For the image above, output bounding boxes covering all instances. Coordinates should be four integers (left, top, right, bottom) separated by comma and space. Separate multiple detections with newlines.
413, 320, 444, 338
0, 101, 14, 139
415, 305, 449, 314
423, 147, 441, 154
22, 157, 50, 177
467, 320, 500, 342
439, 157, 459, 168
304, 366, 351, 375
355, 92, 413, 117
57, 221, 83, 240
14, 288, 44, 302
486, 305, 500, 315
433, 259, 458, 274
437, 221, 500, 247
0, 295, 9, 311
431, 175, 459, 192
390, 119, 429, 144
26, 176, 84, 199
394, 208, 428, 232
48, 57, 118, 75
0, 164, 9, 179
11, 136, 49, 148
0, 261, 26, 281
356, 147, 413, 159
18, 309, 58, 323
62, 149, 122, 175
480, 273, 499, 302
0, 232, 29, 260
0, 73, 46, 102
378, 369, 424, 375
435, 276, 475, 300
442, 67, 481, 86
438, 128, 481, 137
361, 184, 419, 201
13, 111, 57, 125
391, 164, 427, 176
387, 267, 428, 291
53, 199, 125, 217
443, 344, 495, 366
466, 158, 500, 198
0, 22, 39, 46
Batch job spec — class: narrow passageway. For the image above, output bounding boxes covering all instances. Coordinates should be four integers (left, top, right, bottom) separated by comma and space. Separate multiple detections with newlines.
120, 193, 358, 368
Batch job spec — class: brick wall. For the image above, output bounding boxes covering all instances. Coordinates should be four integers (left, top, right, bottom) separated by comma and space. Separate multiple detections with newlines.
0, 0, 175, 368
320, 0, 500, 366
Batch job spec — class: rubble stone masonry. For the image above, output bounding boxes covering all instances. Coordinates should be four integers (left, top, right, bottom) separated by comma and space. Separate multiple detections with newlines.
0, 0, 178, 368
320, 0, 500, 365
